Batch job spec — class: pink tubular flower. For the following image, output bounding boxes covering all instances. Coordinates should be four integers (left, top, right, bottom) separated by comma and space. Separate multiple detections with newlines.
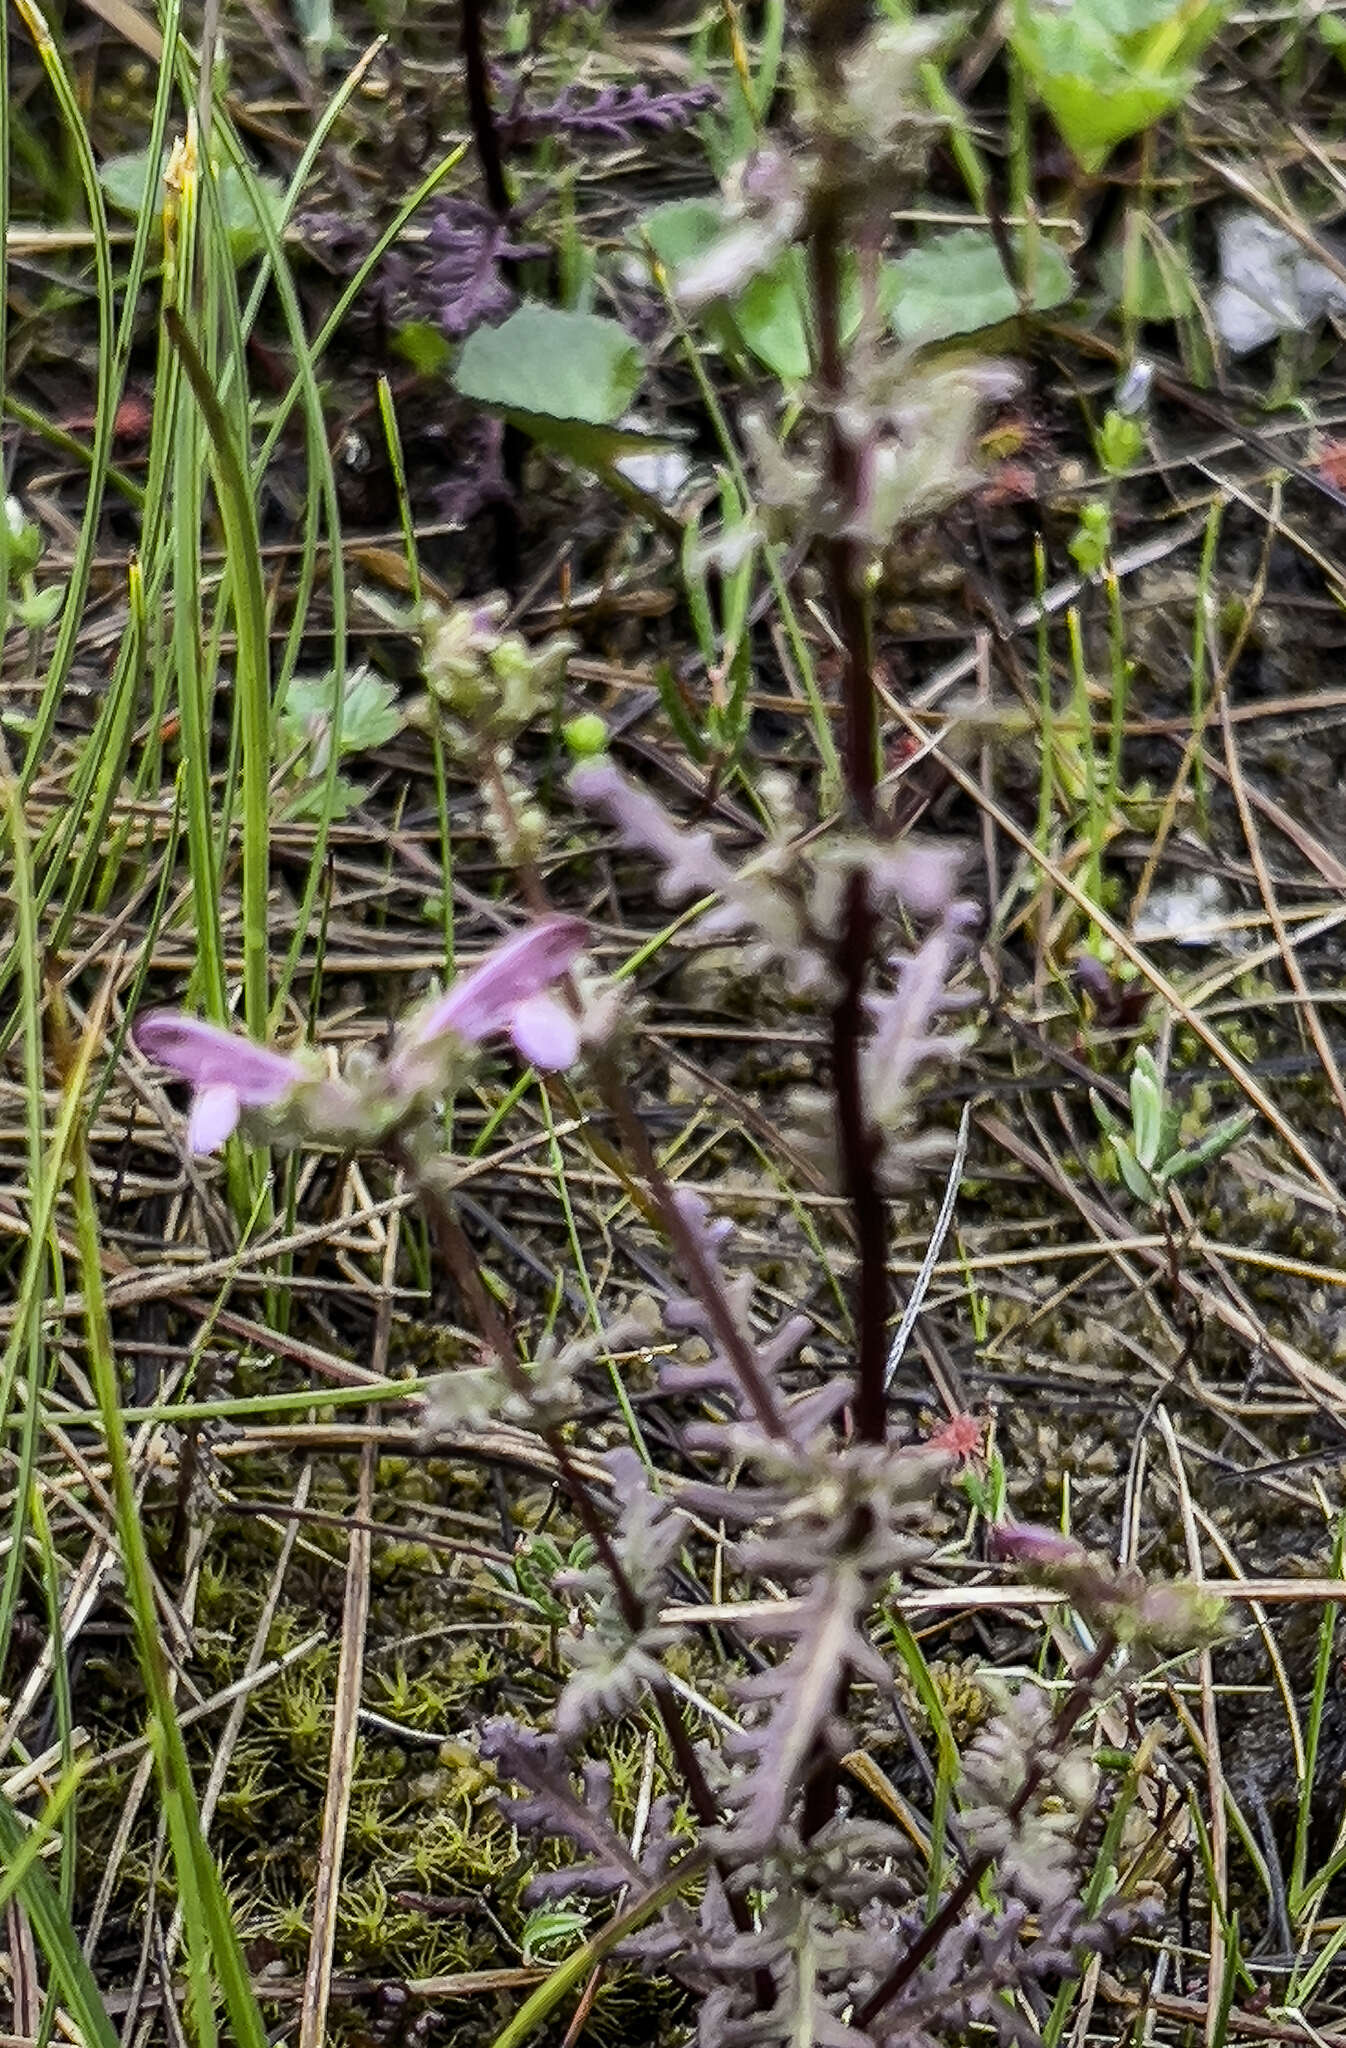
392, 914, 588, 1089
987, 1522, 1091, 1573
133, 1012, 306, 1154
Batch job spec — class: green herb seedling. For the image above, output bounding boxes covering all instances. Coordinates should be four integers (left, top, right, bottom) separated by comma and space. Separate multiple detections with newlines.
275, 665, 403, 820
680, 468, 759, 768
960, 1445, 1007, 1524
494, 1531, 597, 1629
1068, 499, 1112, 579
4, 497, 65, 636
522, 1904, 591, 1964
1097, 408, 1145, 478
1091, 1045, 1252, 1209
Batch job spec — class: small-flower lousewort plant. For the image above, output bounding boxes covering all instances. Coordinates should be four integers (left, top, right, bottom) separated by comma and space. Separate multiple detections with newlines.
135, 815, 1225, 2045
131, 8, 1233, 2039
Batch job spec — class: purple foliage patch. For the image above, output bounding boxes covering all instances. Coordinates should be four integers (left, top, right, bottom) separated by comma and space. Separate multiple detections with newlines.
296, 197, 546, 341
419, 197, 549, 338
503, 79, 720, 145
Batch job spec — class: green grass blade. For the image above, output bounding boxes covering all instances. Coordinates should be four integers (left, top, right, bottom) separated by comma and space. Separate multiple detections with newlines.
0, 741, 50, 1680
164, 305, 271, 1040
0, 1790, 120, 2048
165, 128, 227, 1026
70, 1055, 269, 2048
27, 1479, 78, 1913
489, 1854, 707, 2048
194, 87, 353, 1021
1289, 1514, 1344, 1915
883, 1608, 960, 1909
0, 1770, 86, 1922
255, 142, 467, 475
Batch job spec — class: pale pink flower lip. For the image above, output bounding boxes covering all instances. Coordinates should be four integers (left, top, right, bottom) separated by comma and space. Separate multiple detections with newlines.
506, 992, 581, 1071
133, 1011, 305, 1154
133, 915, 589, 1152
396, 914, 588, 1076
188, 1084, 247, 1154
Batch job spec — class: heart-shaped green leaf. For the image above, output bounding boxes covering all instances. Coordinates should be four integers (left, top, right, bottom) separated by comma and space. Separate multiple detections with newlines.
1011, 0, 1226, 173
640, 199, 878, 381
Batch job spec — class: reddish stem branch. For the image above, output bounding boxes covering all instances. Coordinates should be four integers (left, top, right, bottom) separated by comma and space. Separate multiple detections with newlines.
832, 868, 888, 1442
458, 0, 522, 578
591, 1051, 791, 1444
855, 1633, 1119, 2030
408, 1160, 770, 1962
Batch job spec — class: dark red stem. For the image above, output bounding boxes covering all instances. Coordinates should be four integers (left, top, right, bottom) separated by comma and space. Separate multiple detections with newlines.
460, 0, 511, 224
810, 213, 888, 1447
459, 0, 522, 578
592, 1052, 790, 1444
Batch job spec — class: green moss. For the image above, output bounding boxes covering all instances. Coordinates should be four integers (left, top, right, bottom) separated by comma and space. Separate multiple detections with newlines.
896, 1655, 992, 1746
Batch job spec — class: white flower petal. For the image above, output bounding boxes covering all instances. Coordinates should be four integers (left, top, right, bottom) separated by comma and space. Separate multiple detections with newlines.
188, 1084, 242, 1154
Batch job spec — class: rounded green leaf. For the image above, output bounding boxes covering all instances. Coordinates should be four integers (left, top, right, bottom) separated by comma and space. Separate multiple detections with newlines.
99, 147, 283, 262
1010, 0, 1225, 173
99, 146, 162, 218
730, 249, 813, 380
641, 198, 811, 378
454, 303, 644, 426
1034, 74, 1180, 173
889, 228, 1073, 344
